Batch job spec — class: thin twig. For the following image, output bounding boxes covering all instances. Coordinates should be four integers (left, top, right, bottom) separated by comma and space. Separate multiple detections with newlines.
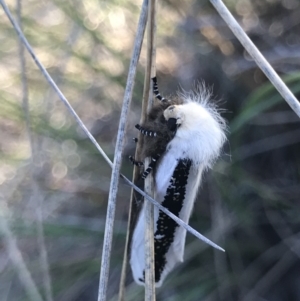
119, 1, 157, 297
97, 0, 149, 299
0, 0, 224, 266
16, 1, 53, 301
144, 0, 157, 299
209, 0, 300, 118
122, 177, 225, 252
144, 157, 156, 300
118, 0, 149, 297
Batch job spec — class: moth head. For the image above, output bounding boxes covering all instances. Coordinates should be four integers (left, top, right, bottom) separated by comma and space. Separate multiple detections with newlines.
164, 105, 185, 131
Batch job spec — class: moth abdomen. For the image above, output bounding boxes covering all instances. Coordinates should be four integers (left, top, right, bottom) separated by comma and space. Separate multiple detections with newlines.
136, 158, 192, 285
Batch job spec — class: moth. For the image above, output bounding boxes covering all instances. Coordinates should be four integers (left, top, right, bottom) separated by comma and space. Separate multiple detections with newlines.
130, 77, 227, 287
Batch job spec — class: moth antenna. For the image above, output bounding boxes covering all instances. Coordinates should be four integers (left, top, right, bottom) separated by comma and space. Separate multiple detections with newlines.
152, 77, 168, 102
135, 124, 157, 137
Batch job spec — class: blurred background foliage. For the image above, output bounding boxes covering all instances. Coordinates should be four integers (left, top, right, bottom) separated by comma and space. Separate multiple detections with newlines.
0, 0, 300, 300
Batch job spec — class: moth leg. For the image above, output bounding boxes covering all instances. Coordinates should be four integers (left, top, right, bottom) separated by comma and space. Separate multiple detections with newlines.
133, 137, 138, 143
135, 124, 157, 137
142, 155, 160, 179
129, 156, 144, 167
152, 77, 168, 102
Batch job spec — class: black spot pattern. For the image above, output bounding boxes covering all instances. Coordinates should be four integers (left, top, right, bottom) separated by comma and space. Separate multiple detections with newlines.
140, 158, 192, 283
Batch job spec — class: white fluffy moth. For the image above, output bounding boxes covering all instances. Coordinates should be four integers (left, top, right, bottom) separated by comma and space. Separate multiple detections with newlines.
129, 77, 227, 287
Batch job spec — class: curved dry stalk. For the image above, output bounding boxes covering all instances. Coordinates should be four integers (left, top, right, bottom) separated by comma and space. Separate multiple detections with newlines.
123, 176, 225, 252
143, 157, 156, 300
119, 0, 152, 299
144, 0, 157, 299
209, 0, 300, 118
96, 0, 149, 300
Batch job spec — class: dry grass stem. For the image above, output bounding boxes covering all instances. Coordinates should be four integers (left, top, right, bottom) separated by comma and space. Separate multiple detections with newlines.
118, 1, 149, 300
143, 158, 156, 301
122, 176, 225, 252
210, 0, 300, 118
97, 0, 149, 299
144, 0, 157, 299
118, 0, 149, 301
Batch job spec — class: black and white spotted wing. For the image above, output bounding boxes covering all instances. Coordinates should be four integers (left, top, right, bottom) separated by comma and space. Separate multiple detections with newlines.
152, 158, 192, 283
131, 158, 195, 286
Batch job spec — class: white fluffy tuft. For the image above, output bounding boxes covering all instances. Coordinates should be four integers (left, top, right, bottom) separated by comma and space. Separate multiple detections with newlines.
164, 84, 227, 169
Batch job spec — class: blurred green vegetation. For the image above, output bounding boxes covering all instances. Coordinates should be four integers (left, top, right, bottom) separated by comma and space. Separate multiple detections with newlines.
0, 0, 299, 300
